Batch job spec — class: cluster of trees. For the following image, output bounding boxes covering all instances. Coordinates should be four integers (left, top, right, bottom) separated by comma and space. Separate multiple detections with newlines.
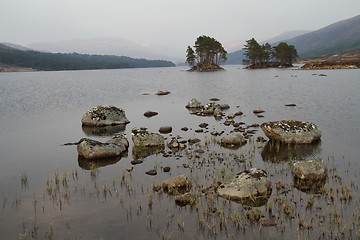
0, 44, 175, 71
186, 35, 227, 68
243, 38, 298, 68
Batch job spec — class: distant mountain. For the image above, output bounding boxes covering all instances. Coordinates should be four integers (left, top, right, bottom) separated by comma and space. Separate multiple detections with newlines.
264, 30, 312, 44
27, 37, 184, 63
285, 14, 360, 58
1, 42, 32, 51
225, 14, 360, 64
0, 43, 175, 71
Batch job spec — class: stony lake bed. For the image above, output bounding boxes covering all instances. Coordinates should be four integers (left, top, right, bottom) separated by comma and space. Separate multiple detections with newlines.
0, 66, 359, 239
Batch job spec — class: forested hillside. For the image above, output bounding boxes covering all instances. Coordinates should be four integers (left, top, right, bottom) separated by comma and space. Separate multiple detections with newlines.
0, 44, 175, 71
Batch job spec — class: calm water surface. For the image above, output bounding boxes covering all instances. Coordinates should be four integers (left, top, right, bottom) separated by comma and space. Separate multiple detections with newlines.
0, 66, 359, 239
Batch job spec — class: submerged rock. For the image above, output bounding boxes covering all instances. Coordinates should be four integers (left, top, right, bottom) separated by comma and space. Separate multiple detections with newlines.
81, 105, 130, 126
217, 168, 272, 207
220, 134, 247, 149
175, 193, 196, 206
77, 138, 127, 159
162, 175, 192, 195
261, 120, 321, 144
132, 145, 164, 159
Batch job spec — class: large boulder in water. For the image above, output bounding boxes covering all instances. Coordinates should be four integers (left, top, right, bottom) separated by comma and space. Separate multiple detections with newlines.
105, 134, 129, 149
292, 159, 327, 181
261, 120, 321, 144
81, 105, 130, 126
77, 138, 127, 159
217, 168, 272, 207
292, 159, 327, 193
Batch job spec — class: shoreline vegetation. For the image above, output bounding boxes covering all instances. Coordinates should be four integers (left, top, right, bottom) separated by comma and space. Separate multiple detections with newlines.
242, 38, 298, 70
0, 43, 175, 72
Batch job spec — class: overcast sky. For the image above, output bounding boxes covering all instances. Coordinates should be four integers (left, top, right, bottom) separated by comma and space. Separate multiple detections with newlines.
1, 0, 359, 57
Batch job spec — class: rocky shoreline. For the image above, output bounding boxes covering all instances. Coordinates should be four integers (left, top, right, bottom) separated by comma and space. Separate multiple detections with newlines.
188, 64, 224, 72
300, 61, 360, 70
0, 64, 36, 72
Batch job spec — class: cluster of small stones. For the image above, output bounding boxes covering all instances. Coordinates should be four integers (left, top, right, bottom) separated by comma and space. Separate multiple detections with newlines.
185, 98, 230, 117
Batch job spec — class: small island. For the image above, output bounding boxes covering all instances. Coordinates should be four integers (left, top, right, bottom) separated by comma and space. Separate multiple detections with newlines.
242, 38, 298, 69
186, 35, 227, 71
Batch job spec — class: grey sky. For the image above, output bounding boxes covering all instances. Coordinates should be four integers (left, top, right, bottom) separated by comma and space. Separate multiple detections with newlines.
1, 0, 359, 57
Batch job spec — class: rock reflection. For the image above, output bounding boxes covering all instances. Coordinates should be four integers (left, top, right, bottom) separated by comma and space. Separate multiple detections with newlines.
82, 124, 126, 137
293, 177, 327, 194
261, 140, 321, 162
132, 145, 164, 160
78, 155, 125, 170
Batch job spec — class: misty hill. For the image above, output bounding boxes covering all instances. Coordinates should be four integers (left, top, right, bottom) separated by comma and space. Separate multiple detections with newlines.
285, 14, 360, 58
265, 30, 312, 44
225, 14, 360, 64
27, 37, 184, 64
0, 43, 175, 71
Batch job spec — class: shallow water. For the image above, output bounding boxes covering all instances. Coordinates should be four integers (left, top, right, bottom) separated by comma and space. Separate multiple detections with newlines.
0, 66, 359, 239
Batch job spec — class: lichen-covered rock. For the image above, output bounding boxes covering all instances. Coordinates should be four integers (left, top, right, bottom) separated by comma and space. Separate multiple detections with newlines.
77, 138, 127, 159
131, 128, 165, 147
261, 120, 321, 144
217, 168, 272, 207
185, 98, 203, 109
220, 134, 247, 149
81, 105, 130, 126
106, 134, 129, 149
292, 159, 327, 181
162, 175, 192, 195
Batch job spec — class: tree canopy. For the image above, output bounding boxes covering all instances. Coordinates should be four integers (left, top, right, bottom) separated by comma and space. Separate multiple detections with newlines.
0, 44, 175, 71
186, 35, 227, 71
242, 38, 297, 68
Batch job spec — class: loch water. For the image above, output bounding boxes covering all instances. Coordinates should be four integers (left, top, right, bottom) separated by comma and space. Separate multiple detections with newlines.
0, 65, 359, 239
